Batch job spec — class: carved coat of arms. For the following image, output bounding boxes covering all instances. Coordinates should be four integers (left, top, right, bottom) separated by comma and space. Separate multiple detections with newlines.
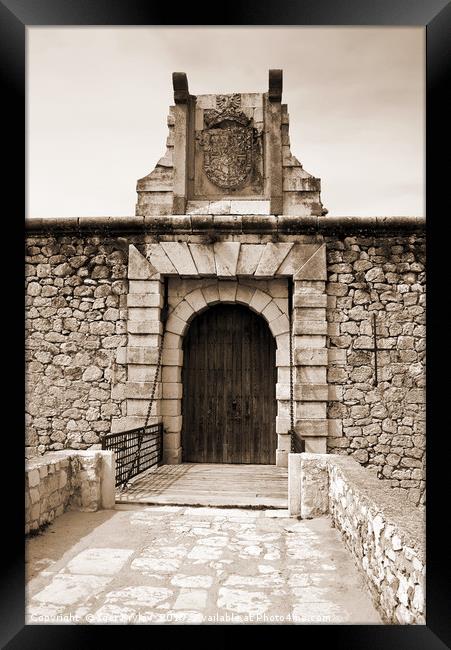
199, 95, 255, 190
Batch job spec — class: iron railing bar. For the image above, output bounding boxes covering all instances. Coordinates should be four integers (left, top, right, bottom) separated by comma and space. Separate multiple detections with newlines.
102, 422, 163, 487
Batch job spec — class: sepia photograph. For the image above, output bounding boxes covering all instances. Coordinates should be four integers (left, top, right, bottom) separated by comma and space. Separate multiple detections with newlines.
24, 25, 427, 627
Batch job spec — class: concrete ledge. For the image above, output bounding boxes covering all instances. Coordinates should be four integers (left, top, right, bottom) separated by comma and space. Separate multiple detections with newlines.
25, 215, 425, 235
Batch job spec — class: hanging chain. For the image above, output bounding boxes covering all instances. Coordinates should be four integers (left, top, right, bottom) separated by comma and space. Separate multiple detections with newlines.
144, 328, 166, 428
288, 280, 296, 453
120, 286, 169, 490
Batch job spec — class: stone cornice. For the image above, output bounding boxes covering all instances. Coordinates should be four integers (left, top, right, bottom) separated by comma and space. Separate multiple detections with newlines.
25, 215, 426, 235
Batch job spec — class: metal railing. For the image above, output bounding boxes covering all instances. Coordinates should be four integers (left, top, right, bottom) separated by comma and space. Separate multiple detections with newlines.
101, 423, 163, 487
290, 429, 305, 454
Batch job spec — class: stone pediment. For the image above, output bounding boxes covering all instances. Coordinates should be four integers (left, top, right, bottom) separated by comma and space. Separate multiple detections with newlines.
136, 71, 326, 218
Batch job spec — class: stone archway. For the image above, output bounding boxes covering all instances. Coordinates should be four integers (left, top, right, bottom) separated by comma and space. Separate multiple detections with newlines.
181, 302, 277, 464
112, 241, 331, 466
161, 279, 289, 465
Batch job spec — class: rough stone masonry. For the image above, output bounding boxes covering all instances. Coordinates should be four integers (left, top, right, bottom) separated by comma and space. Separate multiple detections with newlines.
25, 70, 425, 507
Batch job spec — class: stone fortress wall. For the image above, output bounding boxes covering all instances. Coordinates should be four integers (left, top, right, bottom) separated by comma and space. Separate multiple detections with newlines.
25, 70, 425, 506
25, 217, 425, 506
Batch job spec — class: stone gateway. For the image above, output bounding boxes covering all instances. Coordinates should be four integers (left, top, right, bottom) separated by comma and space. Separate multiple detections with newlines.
25, 70, 425, 507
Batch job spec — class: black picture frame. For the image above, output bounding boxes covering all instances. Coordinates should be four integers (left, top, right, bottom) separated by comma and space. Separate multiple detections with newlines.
2, 1, 450, 647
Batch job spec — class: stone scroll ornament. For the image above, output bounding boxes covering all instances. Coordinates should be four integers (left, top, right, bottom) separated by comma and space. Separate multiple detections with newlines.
199, 94, 258, 190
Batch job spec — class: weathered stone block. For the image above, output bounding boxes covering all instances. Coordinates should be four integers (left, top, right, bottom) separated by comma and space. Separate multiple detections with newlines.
145, 243, 177, 274
328, 420, 343, 437
185, 288, 208, 313
128, 244, 157, 280
262, 300, 282, 323
293, 293, 328, 308
294, 335, 326, 349
166, 314, 187, 336
249, 289, 272, 313
127, 321, 163, 335
294, 383, 328, 401
162, 382, 183, 399
188, 243, 216, 275
218, 281, 237, 303
236, 244, 264, 275
162, 348, 183, 366
161, 242, 197, 276
28, 469, 40, 488
127, 347, 159, 365
164, 415, 183, 432
128, 307, 160, 322
255, 242, 294, 277
296, 402, 327, 419
296, 419, 328, 436
127, 293, 163, 308
173, 299, 195, 322
214, 242, 241, 277
269, 314, 290, 336
294, 348, 328, 366
293, 320, 327, 335
129, 280, 162, 295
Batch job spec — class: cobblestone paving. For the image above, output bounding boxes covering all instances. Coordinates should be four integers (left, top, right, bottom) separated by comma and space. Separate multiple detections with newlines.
26, 506, 381, 625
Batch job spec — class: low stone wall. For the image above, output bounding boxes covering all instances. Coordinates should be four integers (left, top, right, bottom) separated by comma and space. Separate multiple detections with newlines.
25, 450, 115, 534
288, 453, 425, 624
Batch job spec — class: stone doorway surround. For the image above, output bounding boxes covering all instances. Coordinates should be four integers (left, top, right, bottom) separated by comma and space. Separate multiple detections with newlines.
111, 240, 329, 467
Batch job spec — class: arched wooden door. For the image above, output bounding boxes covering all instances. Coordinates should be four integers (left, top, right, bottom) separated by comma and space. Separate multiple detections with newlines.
182, 304, 277, 464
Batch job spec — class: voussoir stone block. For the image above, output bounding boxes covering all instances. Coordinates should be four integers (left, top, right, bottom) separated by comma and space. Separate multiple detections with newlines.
185, 288, 208, 313
202, 284, 220, 305
276, 244, 320, 276
236, 244, 264, 275
160, 242, 198, 275
188, 243, 216, 275
249, 289, 272, 313
145, 243, 177, 274
128, 244, 158, 280
294, 244, 327, 280
173, 299, 195, 322
165, 314, 187, 336
214, 242, 241, 277
235, 283, 256, 306
254, 242, 294, 277
269, 314, 290, 336
218, 281, 238, 303
262, 300, 283, 323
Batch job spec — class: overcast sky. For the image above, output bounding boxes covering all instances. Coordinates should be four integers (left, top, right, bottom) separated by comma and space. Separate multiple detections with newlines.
27, 27, 424, 218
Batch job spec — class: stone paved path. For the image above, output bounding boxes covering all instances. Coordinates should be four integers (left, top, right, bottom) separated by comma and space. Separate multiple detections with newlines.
26, 505, 381, 625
